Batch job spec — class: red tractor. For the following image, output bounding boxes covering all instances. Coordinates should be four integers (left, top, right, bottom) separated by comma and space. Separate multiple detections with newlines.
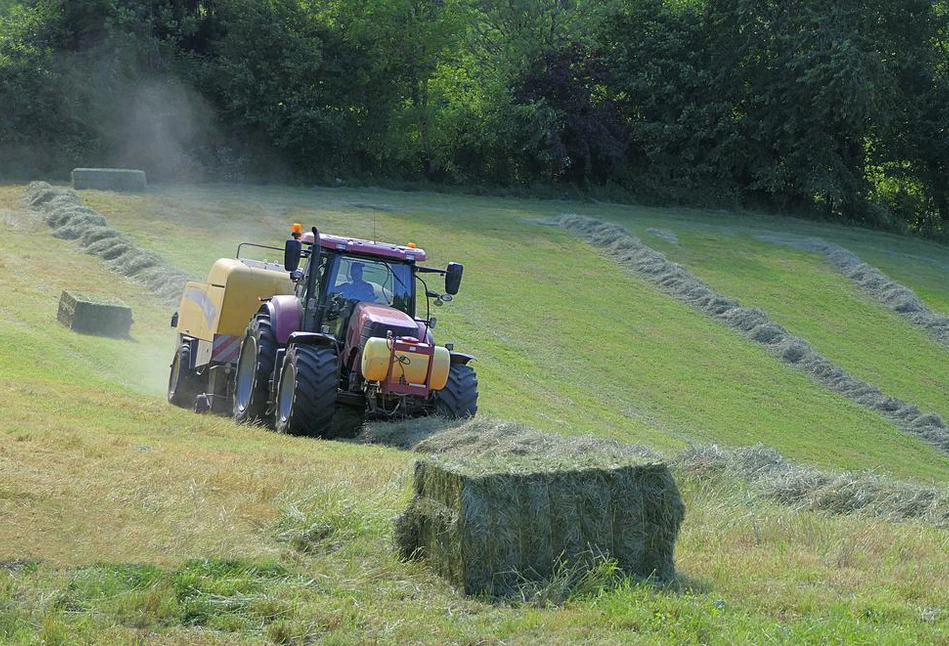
231, 225, 477, 437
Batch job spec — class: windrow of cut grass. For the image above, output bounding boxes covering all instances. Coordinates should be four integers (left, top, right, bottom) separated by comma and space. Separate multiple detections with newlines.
561, 215, 949, 458
631, 224, 949, 424
753, 234, 949, 352
75, 183, 949, 481
24, 182, 193, 304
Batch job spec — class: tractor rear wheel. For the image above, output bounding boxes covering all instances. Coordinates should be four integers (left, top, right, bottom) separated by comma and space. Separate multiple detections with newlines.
433, 363, 478, 419
233, 315, 278, 425
168, 342, 202, 409
275, 344, 339, 437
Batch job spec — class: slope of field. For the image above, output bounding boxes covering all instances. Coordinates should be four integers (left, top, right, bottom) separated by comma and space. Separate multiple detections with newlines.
580, 212, 949, 427
3, 184, 949, 643
614, 226, 949, 424
81, 184, 949, 480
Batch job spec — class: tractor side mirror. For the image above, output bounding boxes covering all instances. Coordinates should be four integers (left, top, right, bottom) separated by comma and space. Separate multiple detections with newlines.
445, 262, 463, 295
284, 238, 302, 272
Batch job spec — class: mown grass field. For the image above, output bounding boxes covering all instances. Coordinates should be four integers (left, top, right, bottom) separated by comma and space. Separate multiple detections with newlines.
2, 183, 949, 644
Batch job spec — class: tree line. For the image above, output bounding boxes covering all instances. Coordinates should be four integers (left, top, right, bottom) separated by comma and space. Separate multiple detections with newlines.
1, 0, 947, 237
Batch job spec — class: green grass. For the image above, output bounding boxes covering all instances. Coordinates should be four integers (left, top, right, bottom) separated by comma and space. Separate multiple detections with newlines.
636, 228, 949, 422
80, 184, 949, 480
2, 184, 949, 643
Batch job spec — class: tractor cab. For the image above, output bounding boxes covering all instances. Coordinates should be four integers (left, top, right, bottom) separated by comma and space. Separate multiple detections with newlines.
284, 226, 461, 343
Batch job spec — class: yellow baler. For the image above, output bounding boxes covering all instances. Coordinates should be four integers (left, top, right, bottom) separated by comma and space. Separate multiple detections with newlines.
169, 257, 293, 410
177, 257, 293, 367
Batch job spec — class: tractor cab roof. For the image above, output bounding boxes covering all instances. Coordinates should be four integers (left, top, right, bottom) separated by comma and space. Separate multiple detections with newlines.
300, 231, 427, 262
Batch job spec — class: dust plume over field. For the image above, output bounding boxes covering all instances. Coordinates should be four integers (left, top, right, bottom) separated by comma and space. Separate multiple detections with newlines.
23, 182, 192, 304
756, 234, 949, 352
559, 215, 949, 455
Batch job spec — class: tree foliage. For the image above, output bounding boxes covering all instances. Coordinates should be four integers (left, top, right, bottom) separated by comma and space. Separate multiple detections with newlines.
1, 0, 947, 236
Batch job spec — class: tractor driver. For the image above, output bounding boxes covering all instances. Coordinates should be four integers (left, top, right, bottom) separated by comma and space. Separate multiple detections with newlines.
336, 261, 377, 303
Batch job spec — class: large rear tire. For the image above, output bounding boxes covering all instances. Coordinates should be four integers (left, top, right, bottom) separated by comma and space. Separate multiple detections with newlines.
275, 345, 339, 437
233, 315, 278, 425
433, 363, 478, 419
168, 342, 203, 409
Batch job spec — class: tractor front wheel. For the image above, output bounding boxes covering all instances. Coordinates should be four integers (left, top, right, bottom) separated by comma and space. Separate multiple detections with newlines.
433, 363, 478, 419
275, 345, 339, 437
168, 342, 203, 409
233, 315, 278, 425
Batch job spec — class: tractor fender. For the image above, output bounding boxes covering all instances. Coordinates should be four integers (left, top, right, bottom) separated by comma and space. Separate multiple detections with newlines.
287, 331, 338, 349
449, 351, 475, 365
262, 295, 303, 345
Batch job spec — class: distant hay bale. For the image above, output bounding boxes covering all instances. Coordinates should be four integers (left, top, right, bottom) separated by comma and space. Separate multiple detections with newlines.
560, 215, 949, 456
395, 455, 684, 597
72, 168, 147, 192
57, 290, 132, 338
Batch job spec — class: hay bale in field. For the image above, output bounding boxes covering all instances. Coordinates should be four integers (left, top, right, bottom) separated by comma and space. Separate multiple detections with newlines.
395, 455, 684, 597
72, 168, 147, 192
57, 290, 132, 338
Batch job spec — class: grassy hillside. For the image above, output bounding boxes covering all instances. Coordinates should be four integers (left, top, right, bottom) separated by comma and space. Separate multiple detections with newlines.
2, 184, 949, 643
640, 229, 949, 422
82, 184, 949, 480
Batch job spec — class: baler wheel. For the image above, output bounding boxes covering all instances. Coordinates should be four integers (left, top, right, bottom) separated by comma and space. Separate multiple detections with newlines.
233, 315, 278, 426
168, 342, 202, 408
434, 363, 478, 419
275, 345, 339, 437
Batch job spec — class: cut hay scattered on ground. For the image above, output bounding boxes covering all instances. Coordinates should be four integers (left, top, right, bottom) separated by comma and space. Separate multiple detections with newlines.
675, 444, 949, 525
395, 453, 684, 597
23, 182, 192, 304
558, 215, 949, 455
756, 234, 949, 352
362, 417, 949, 527
361, 416, 659, 459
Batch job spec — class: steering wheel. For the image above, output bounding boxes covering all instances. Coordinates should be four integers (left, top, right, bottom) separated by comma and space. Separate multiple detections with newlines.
326, 291, 346, 320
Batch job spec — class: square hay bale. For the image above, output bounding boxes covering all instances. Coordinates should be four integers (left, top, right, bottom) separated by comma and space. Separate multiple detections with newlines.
57, 291, 133, 338
395, 455, 685, 597
71, 168, 147, 192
